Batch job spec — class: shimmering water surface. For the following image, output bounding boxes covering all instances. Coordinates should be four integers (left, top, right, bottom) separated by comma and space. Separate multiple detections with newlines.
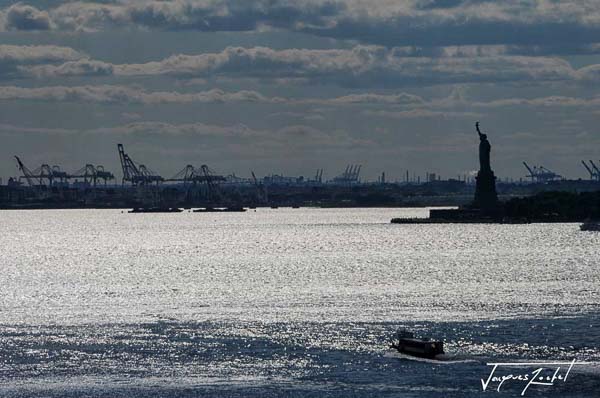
1, 208, 599, 397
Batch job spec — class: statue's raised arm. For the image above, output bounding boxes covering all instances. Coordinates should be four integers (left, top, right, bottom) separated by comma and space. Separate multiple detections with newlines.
476, 121, 483, 139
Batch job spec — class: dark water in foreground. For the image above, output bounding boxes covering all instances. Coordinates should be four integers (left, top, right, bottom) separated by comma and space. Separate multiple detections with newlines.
1, 209, 599, 397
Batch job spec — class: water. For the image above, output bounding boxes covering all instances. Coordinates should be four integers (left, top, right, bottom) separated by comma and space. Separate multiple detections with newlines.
1, 208, 599, 397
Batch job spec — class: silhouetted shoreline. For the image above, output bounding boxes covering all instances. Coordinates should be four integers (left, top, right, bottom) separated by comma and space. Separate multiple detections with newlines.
392, 191, 600, 224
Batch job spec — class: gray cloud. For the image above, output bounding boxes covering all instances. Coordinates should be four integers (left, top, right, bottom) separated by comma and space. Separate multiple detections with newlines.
319, 91, 600, 111
329, 90, 600, 111
18, 45, 581, 87
471, 96, 600, 109
92, 121, 258, 138
46, 2, 128, 32
128, 1, 341, 31
0, 85, 282, 104
390, 43, 600, 58
5, 83, 600, 116
3, 2, 52, 30
363, 109, 483, 120
24, 59, 114, 78
321, 92, 425, 105
0, 44, 84, 64
3, 1, 600, 51
44, 0, 341, 32
576, 64, 600, 83
305, 1, 600, 48
0, 120, 366, 151
0, 83, 424, 106
0, 44, 86, 78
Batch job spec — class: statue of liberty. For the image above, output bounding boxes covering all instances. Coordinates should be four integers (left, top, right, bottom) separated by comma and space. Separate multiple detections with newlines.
476, 122, 491, 172
473, 122, 498, 211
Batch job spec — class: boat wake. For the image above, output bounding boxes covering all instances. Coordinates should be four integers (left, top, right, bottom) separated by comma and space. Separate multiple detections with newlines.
384, 350, 479, 364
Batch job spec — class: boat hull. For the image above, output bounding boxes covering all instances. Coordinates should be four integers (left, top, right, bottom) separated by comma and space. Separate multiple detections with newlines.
391, 339, 444, 359
580, 222, 600, 231
128, 207, 182, 213
193, 207, 247, 213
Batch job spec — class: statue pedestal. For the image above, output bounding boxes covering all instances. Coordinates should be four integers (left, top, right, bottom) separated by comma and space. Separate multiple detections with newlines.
473, 169, 499, 213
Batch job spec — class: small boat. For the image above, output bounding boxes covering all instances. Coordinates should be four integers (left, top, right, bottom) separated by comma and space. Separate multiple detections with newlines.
129, 207, 182, 213
580, 221, 600, 231
390, 329, 444, 359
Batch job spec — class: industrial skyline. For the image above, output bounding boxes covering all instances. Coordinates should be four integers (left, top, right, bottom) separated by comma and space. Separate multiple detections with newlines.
8, 142, 600, 187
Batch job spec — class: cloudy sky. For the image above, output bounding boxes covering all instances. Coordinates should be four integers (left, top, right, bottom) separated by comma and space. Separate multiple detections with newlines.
1, 0, 600, 182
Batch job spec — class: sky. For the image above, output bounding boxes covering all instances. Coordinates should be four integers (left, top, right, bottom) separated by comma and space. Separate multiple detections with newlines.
1, 0, 600, 182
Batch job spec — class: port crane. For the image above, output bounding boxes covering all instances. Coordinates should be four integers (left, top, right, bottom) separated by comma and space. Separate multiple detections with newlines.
167, 165, 226, 186
39, 165, 69, 185
167, 164, 226, 203
71, 164, 115, 186
200, 165, 225, 203
14, 156, 70, 186
331, 164, 361, 185
117, 144, 163, 185
581, 160, 600, 181
314, 169, 324, 183
251, 171, 268, 204
589, 160, 600, 182
14, 156, 41, 186
168, 165, 196, 186
522, 162, 562, 183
